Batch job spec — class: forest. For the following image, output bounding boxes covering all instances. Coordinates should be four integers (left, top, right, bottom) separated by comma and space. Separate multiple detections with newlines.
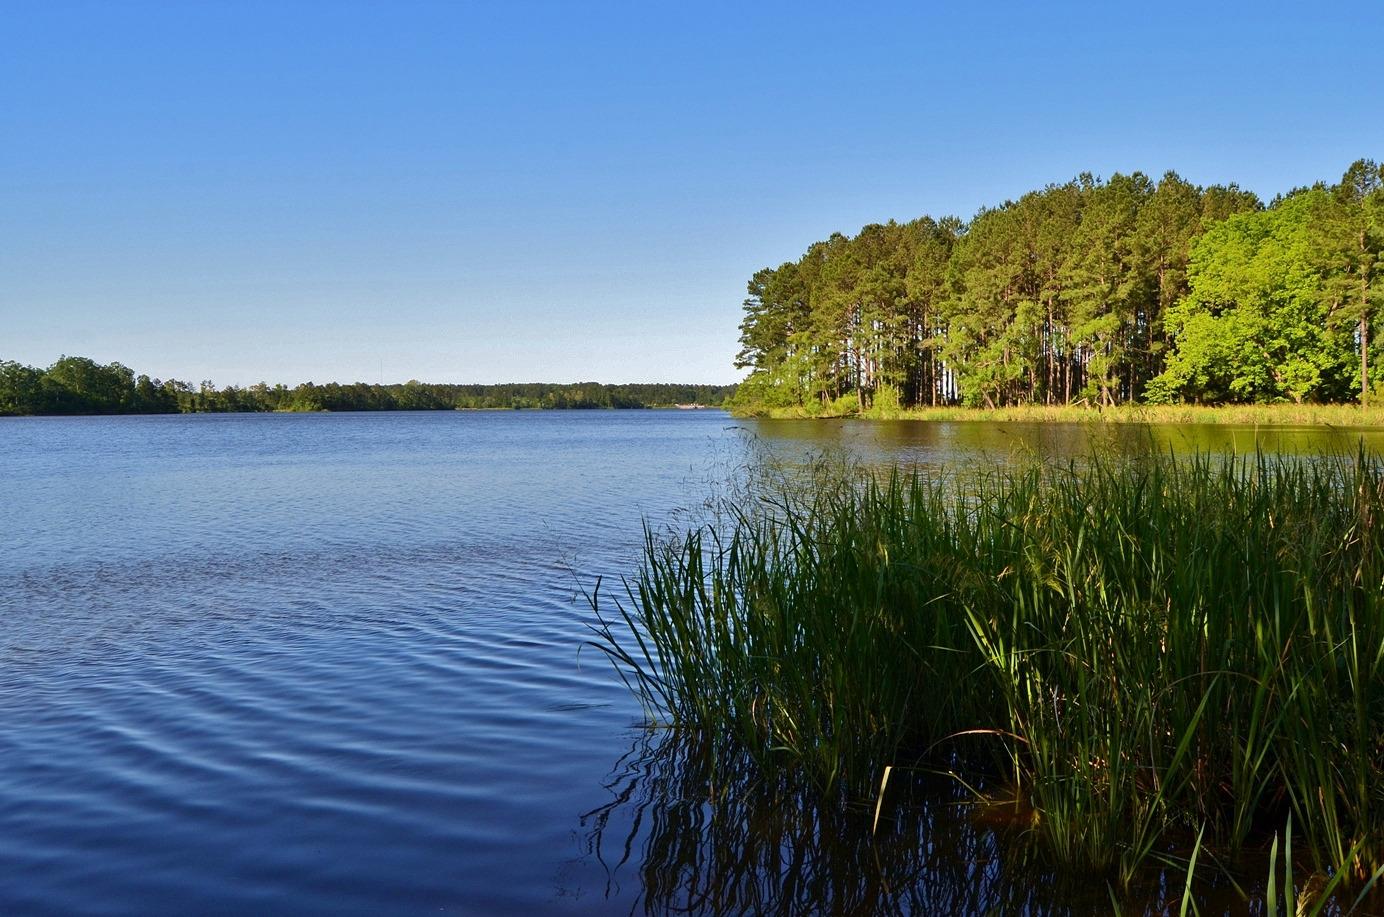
0, 357, 734, 415
733, 160, 1383, 413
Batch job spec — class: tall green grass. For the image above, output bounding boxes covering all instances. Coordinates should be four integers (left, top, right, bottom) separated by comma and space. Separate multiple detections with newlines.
591, 448, 1384, 899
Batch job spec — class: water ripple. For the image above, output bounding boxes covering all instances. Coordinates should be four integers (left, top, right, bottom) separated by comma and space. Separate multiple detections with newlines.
0, 411, 732, 915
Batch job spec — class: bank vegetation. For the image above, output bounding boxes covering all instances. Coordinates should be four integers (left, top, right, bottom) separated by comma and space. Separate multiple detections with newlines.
594, 450, 1384, 905
733, 160, 1383, 416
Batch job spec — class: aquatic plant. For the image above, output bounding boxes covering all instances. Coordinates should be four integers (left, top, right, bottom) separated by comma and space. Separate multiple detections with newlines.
591, 448, 1384, 902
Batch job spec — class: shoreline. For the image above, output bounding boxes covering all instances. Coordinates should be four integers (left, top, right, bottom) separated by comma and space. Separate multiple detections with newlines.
731, 402, 1384, 427
0, 404, 730, 419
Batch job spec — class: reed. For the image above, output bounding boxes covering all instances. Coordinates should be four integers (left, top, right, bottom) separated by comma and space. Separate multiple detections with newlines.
591, 447, 1384, 899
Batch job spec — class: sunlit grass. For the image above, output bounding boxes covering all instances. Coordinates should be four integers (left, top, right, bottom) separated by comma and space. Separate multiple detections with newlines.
591, 448, 1384, 904
736, 401, 1384, 426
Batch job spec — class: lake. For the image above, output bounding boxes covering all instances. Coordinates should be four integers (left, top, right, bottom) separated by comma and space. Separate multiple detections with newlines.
3, 411, 1382, 915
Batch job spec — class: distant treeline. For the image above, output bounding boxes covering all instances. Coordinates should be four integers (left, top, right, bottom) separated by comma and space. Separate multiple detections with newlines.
0, 357, 735, 415
734, 159, 1383, 412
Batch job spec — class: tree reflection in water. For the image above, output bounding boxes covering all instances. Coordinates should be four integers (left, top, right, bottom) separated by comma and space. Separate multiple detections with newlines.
579, 730, 1137, 916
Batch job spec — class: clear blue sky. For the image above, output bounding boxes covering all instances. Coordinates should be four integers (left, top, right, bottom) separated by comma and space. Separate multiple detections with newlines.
3, 1, 1381, 386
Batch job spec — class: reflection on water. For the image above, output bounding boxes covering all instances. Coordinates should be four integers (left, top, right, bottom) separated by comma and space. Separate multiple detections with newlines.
580, 730, 1374, 917
743, 417, 1384, 468
580, 732, 1128, 916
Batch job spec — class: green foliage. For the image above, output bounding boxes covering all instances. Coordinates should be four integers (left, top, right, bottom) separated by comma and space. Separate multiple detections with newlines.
861, 382, 903, 418
0, 357, 736, 415
726, 365, 803, 414
1150, 191, 1358, 404
0, 355, 179, 415
593, 449, 1384, 897
735, 160, 1382, 412
0, 360, 44, 414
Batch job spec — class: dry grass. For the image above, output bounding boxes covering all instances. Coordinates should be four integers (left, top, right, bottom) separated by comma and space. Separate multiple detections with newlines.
734, 401, 1384, 427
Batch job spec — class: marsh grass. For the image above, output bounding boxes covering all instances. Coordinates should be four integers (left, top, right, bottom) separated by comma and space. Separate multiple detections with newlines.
590, 447, 1384, 903
738, 401, 1384, 427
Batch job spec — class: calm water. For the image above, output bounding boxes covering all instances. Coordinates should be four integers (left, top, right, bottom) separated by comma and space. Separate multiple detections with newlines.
4, 411, 1382, 916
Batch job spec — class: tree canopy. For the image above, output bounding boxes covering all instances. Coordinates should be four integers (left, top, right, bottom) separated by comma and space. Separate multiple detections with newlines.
0, 358, 734, 416
733, 161, 1383, 411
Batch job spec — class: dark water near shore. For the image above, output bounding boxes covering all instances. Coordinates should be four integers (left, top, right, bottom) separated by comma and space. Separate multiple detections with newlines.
3, 411, 1382, 915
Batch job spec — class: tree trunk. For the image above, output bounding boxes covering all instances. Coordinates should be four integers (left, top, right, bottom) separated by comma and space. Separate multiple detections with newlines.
1064, 344, 1072, 403
1362, 311, 1370, 404
1362, 243, 1371, 404
1043, 322, 1051, 404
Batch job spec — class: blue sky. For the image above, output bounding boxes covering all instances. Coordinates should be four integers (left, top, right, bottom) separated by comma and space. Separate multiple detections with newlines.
3, 1, 1381, 385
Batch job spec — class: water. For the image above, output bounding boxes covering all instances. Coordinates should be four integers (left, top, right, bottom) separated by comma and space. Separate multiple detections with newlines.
3, 411, 1381, 915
